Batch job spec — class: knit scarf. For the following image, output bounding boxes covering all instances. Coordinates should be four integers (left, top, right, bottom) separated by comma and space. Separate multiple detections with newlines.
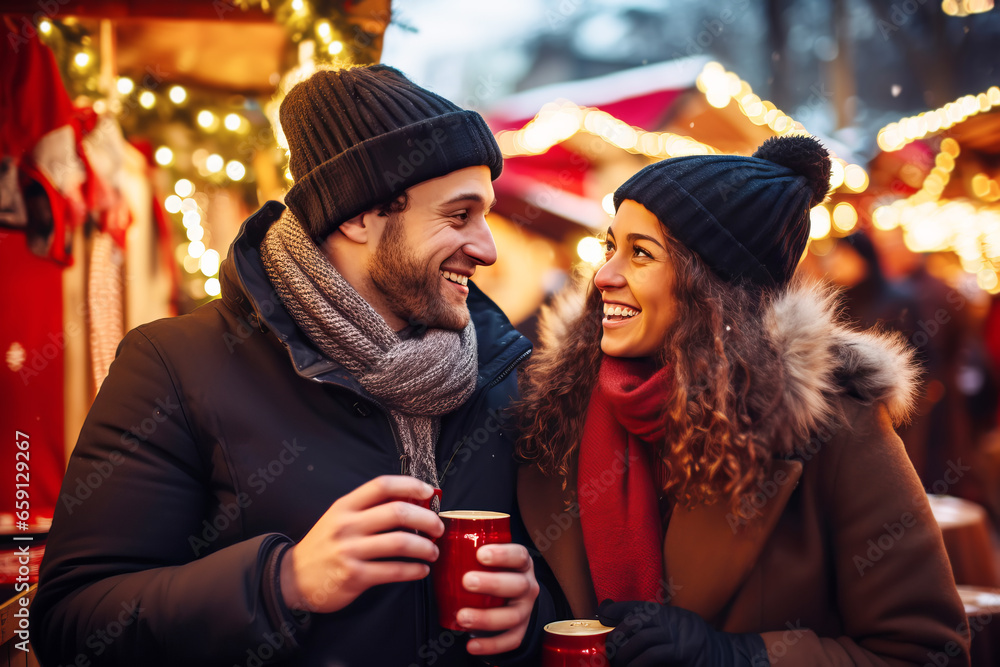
259, 209, 479, 487
578, 356, 671, 603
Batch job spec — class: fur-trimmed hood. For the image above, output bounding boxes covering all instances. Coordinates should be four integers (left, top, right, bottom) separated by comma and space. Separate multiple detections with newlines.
529, 275, 920, 454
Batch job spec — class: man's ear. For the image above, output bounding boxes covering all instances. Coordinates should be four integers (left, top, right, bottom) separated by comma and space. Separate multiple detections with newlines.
336, 214, 367, 244
336, 209, 386, 245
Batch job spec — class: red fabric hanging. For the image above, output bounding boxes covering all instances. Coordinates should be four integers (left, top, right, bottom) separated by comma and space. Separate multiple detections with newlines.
0, 230, 67, 521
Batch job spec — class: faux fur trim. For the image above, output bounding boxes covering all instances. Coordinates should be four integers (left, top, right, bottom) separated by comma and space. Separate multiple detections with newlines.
766, 281, 920, 430
533, 274, 920, 451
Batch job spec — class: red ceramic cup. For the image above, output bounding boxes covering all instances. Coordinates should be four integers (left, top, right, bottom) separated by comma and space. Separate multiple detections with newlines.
431, 510, 511, 631
408, 488, 442, 513
542, 619, 615, 667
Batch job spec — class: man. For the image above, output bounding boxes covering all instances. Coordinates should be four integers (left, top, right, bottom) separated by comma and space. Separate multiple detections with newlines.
32, 65, 550, 666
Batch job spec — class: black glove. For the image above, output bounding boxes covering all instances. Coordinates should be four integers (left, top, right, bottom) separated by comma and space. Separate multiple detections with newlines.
598, 599, 769, 667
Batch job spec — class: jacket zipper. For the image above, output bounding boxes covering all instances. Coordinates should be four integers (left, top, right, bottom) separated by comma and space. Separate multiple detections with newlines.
490, 347, 532, 389
438, 347, 532, 481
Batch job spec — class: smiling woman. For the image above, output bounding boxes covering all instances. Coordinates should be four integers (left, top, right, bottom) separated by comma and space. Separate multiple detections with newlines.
515, 135, 971, 667
595, 200, 677, 358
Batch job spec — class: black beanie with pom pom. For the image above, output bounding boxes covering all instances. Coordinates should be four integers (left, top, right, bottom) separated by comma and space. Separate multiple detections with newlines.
613, 135, 831, 288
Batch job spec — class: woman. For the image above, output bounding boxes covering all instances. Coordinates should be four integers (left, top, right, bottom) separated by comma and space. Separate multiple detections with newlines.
516, 135, 970, 666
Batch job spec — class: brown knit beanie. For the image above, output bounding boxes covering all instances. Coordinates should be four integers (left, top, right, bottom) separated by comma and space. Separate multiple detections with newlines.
280, 65, 503, 242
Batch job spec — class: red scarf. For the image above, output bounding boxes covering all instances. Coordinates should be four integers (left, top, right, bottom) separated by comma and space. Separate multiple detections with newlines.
578, 356, 671, 603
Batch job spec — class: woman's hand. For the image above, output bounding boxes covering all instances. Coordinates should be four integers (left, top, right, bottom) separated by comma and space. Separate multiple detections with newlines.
598, 599, 769, 667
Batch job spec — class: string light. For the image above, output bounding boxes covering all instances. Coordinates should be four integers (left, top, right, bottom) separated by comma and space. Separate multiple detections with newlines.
498, 62, 866, 196
169, 86, 187, 104
206, 154, 224, 173
809, 205, 831, 240
186, 225, 205, 242
188, 241, 206, 259
972, 174, 1000, 202
224, 113, 242, 131
116, 77, 134, 95
843, 164, 869, 193
832, 202, 858, 233
38, 19, 52, 34
871, 136, 1000, 288
197, 110, 216, 129
205, 278, 222, 297
872, 205, 900, 231
164, 195, 182, 214
878, 86, 1000, 152
200, 249, 221, 277
577, 237, 605, 264
174, 179, 194, 197
154, 147, 174, 166
601, 193, 616, 216
906, 138, 959, 206
497, 101, 716, 160
696, 63, 868, 193
226, 160, 246, 181
829, 160, 846, 189
73, 52, 90, 68
182, 211, 202, 228
139, 91, 156, 109
328, 41, 344, 55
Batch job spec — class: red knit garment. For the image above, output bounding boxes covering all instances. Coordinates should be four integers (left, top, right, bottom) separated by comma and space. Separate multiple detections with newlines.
578, 355, 672, 603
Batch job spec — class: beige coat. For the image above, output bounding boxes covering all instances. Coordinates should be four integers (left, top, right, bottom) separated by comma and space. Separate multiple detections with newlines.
518, 283, 971, 666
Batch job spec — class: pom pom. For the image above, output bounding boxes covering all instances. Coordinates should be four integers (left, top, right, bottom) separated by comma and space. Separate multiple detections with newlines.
753, 136, 831, 207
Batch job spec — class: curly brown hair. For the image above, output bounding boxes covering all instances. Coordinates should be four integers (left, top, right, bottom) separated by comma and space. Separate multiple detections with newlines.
515, 234, 790, 517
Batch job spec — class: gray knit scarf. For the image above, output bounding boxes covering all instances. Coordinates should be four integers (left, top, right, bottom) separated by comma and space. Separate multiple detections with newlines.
259, 209, 478, 487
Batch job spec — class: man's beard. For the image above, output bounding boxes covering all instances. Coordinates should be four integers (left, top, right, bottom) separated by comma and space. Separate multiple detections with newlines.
368, 214, 470, 331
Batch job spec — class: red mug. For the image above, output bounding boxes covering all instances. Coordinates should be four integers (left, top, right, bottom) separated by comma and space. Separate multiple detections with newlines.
431, 510, 511, 631
542, 619, 615, 667
409, 488, 442, 513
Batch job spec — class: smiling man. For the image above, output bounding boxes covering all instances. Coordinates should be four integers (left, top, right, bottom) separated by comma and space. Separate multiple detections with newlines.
33, 66, 549, 667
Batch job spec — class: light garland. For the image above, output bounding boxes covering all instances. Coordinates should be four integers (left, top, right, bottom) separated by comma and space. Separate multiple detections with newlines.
504, 62, 868, 206
871, 138, 1000, 293
696, 62, 869, 195
973, 173, 1000, 202
227, 0, 382, 65
877, 86, 1000, 152
497, 101, 718, 160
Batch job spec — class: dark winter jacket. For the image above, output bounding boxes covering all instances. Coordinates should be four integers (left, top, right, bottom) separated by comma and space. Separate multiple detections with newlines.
32, 201, 549, 667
